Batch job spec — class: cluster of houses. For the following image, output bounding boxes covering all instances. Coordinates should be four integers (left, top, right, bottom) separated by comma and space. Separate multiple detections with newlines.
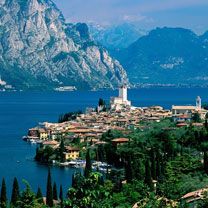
24, 86, 208, 161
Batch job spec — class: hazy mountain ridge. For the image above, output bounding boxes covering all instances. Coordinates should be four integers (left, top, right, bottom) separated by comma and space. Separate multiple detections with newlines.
0, 0, 128, 90
89, 23, 147, 50
115, 27, 208, 85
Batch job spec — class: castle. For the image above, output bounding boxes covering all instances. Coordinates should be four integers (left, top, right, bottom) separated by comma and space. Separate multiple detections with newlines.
110, 85, 131, 110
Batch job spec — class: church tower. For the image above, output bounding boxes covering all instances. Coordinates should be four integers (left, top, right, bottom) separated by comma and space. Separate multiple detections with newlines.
196, 96, 201, 110
119, 85, 127, 101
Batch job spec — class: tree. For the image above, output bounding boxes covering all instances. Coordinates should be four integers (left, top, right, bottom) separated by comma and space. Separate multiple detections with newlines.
199, 142, 208, 174
144, 159, 154, 191
204, 151, 208, 174
18, 181, 41, 208
53, 182, 58, 200
98, 98, 105, 107
156, 151, 162, 182
36, 187, 44, 204
46, 168, 53, 207
59, 139, 65, 162
59, 185, 63, 208
98, 98, 107, 112
11, 177, 20, 207
125, 154, 134, 183
205, 119, 208, 130
192, 112, 201, 122
150, 150, 157, 180
65, 172, 107, 208
84, 149, 92, 178
0, 178, 7, 208
97, 145, 105, 162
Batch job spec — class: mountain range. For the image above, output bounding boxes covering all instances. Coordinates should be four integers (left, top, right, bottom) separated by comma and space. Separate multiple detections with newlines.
89, 23, 147, 50
0, 0, 127, 90
115, 27, 208, 86
1, 0, 208, 90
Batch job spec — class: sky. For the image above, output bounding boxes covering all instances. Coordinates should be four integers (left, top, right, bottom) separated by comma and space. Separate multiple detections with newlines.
52, 0, 208, 34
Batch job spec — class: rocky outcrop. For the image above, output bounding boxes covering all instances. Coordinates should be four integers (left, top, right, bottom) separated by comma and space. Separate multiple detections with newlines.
0, 0, 128, 90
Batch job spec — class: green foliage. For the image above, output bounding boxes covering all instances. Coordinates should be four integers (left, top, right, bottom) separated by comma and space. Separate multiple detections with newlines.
59, 139, 65, 163
46, 168, 53, 207
59, 185, 63, 208
36, 187, 44, 204
192, 112, 201, 122
65, 172, 111, 208
17, 180, 43, 208
98, 98, 105, 107
58, 111, 82, 123
53, 182, 58, 201
101, 129, 124, 142
0, 178, 7, 208
144, 159, 154, 191
11, 177, 20, 207
5, 119, 208, 207
35, 146, 55, 163
137, 193, 178, 208
84, 149, 92, 178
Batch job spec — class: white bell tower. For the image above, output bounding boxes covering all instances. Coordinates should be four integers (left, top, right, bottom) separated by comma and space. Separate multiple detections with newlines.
196, 96, 201, 110
119, 85, 127, 101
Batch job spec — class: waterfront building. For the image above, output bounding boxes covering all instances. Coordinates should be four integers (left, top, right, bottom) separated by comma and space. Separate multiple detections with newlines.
38, 128, 48, 140
110, 85, 131, 110
64, 146, 80, 160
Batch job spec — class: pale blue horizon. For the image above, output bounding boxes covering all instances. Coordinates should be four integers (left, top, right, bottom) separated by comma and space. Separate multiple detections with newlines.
52, 0, 208, 34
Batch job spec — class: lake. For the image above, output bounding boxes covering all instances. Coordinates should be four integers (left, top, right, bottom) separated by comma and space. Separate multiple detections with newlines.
0, 88, 207, 197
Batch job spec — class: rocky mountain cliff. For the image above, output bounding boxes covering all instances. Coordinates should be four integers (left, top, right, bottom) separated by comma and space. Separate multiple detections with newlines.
115, 27, 208, 85
0, 0, 128, 90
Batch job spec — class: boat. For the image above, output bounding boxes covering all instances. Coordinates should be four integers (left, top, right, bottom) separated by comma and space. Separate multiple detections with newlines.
60, 162, 70, 166
30, 139, 37, 144
22, 136, 28, 141
92, 162, 112, 173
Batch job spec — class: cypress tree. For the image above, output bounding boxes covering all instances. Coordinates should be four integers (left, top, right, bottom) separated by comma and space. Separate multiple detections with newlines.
156, 157, 161, 179
84, 149, 92, 178
59, 185, 63, 208
59, 139, 65, 163
11, 177, 20, 207
205, 119, 208, 131
36, 187, 44, 204
46, 168, 53, 207
150, 150, 157, 180
72, 173, 76, 188
125, 155, 133, 183
204, 151, 208, 174
0, 178, 7, 208
97, 145, 105, 162
144, 159, 154, 191
53, 182, 58, 200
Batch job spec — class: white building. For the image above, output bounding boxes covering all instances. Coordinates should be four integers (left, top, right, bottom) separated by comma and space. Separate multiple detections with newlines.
110, 85, 131, 109
172, 96, 207, 121
196, 96, 202, 110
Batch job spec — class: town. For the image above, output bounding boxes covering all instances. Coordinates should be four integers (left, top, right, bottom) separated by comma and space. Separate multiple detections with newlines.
23, 86, 208, 165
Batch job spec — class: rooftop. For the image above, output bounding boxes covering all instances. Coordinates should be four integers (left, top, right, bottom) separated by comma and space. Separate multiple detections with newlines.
112, 138, 129, 143
172, 106, 196, 110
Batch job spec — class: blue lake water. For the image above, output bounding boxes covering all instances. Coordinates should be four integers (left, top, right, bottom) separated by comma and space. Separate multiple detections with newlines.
0, 88, 208, 197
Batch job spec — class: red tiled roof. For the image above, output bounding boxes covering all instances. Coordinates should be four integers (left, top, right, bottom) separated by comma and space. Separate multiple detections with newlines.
176, 123, 188, 127
112, 138, 129, 143
43, 141, 58, 145
65, 146, 80, 151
